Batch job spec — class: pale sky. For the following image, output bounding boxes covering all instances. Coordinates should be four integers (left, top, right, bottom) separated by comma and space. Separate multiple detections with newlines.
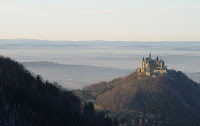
0, 0, 200, 41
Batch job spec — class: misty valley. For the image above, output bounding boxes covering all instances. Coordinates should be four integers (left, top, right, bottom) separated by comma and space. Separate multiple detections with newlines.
1, 40, 200, 89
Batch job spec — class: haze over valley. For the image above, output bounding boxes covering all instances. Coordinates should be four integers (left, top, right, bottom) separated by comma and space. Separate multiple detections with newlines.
22, 61, 131, 89
1, 39, 200, 89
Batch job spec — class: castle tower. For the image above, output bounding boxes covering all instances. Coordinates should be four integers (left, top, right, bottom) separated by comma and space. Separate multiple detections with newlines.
142, 57, 145, 69
149, 52, 152, 60
160, 60, 165, 69
156, 55, 159, 61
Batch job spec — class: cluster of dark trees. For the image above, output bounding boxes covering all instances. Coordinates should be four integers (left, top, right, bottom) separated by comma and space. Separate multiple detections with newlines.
0, 56, 117, 126
75, 70, 200, 125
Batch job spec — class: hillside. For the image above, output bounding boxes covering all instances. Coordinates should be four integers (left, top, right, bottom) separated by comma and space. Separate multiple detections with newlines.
0, 56, 117, 126
75, 71, 200, 125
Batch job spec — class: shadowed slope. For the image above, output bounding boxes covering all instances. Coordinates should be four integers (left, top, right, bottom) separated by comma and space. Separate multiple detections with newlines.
0, 56, 117, 126
78, 71, 200, 125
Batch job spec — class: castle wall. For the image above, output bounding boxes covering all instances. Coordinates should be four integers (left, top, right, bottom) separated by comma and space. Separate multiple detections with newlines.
154, 69, 167, 74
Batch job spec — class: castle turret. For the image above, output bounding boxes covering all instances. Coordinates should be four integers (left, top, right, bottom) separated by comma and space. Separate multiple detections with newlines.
156, 55, 159, 61
149, 52, 152, 60
160, 60, 165, 69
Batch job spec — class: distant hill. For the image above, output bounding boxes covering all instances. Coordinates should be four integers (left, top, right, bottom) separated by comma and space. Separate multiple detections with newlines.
186, 72, 200, 83
0, 56, 117, 126
22, 61, 131, 89
75, 71, 200, 125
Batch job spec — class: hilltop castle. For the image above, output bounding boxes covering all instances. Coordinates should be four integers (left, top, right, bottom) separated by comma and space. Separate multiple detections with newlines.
137, 53, 167, 77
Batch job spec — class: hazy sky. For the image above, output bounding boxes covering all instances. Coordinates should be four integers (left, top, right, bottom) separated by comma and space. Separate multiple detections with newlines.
0, 0, 200, 41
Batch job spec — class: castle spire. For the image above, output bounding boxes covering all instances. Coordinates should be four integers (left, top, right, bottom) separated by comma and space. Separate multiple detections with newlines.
149, 52, 152, 60
156, 55, 159, 61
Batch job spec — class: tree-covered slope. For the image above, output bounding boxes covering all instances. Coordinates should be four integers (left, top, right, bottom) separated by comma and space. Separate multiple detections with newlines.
76, 71, 200, 125
0, 56, 117, 126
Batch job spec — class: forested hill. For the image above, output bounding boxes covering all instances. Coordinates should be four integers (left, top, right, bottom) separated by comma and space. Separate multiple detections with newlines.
75, 70, 200, 125
0, 56, 117, 126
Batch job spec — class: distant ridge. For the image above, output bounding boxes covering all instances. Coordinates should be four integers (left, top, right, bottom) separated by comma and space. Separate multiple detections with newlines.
22, 61, 129, 69
22, 61, 131, 89
187, 72, 200, 83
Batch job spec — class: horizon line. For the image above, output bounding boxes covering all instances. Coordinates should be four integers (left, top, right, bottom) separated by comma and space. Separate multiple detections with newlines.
0, 38, 200, 42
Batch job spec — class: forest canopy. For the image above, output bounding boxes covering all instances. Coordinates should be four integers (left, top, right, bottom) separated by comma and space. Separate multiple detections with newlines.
0, 56, 117, 126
